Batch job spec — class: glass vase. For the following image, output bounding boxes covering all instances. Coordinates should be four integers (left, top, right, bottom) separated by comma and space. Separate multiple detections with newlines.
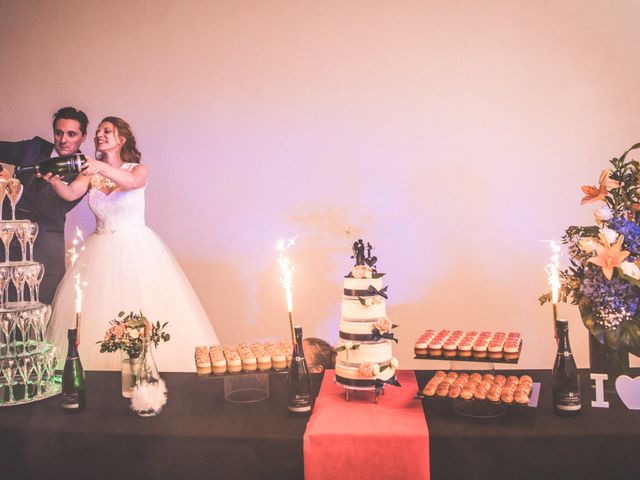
121, 354, 141, 398
588, 333, 629, 393
131, 336, 167, 417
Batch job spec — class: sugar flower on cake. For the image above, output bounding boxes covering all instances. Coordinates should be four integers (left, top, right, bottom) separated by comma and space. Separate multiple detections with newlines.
540, 142, 640, 354
351, 265, 373, 279
371, 316, 399, 343
358, 362, 378, 378
360, 296, 383, 307
374, 317, 392, 334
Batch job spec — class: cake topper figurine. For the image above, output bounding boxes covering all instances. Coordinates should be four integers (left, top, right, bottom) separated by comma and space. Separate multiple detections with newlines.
351, 239, 378, 269
346, 238, 384, 279
352, 239, 366, 266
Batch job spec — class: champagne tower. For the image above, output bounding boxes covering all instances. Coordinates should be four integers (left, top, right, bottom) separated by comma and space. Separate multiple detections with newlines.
0, 177, 61, 406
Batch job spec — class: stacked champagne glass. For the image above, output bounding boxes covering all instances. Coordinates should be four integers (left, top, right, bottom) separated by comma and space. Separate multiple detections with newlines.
0, 178, 60, 406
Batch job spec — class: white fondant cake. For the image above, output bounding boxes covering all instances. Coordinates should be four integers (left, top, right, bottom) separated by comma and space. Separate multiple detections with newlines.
335, 243, 399, 389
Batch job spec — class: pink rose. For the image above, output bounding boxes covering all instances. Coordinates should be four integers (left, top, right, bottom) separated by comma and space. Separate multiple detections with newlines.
113, 324, 125, 337
374, 317, 392, 334
359, 362, 374, 378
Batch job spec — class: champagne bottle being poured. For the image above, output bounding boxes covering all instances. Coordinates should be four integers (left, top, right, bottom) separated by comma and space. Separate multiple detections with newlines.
15, 154, 86, 176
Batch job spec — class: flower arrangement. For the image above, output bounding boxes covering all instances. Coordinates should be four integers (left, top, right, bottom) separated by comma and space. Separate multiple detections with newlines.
98, 311, 170, 358
540, 143, 640, 356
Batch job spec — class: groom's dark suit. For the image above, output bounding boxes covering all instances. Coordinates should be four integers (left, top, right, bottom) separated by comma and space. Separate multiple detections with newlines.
0, 136, 84, 303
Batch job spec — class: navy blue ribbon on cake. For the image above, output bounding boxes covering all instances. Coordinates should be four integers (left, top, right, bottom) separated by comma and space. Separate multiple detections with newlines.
374, 376, 402, 394
335, 375, 378, 387
340, 332, 376, 341
335, 374, 401, 390
344, 285, 388, 298
340, 329, 397, 343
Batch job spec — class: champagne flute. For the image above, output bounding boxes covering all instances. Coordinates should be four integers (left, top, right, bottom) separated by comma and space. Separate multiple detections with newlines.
32, 353, 45, 398
2, 359, 17, 403
34, 263, 45, 303
6, 179, 23, 221
0, 178, 7, 221
27, 222, 39, 261
15, 221, 30, 262
0, 265, 11, 308
45, 345, 59, 386
25, 264, 39, 303
11, 264, 28, 304
0, 224, 14, 263
17, 356, 32, 401
1, 314, 15, 356
15, 311, 29, 353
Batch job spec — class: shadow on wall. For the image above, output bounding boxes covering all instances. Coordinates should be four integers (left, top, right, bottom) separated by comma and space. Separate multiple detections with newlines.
254, 206, 377, 344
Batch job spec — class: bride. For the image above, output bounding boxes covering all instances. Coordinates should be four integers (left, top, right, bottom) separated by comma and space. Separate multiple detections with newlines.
44, 116, 218, 372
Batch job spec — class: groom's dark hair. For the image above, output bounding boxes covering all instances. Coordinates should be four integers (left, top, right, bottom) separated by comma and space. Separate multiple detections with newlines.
53, 107, 89, 135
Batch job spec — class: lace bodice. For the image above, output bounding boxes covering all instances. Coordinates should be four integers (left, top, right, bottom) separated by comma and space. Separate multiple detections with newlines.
88, 163, 146, 234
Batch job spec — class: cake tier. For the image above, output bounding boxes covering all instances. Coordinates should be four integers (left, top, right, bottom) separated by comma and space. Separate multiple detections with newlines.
335, 362, 396, 387
343, 277, 384, 297
339, 318, 386, 341
336, 339, 393, 365
341, 298, 386, 320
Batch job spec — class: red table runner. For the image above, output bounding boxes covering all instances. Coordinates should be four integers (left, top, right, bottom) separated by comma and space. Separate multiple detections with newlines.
303, 369, 429, 480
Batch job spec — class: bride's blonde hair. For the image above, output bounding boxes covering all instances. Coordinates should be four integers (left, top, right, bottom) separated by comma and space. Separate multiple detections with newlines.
96, 116, 142, 164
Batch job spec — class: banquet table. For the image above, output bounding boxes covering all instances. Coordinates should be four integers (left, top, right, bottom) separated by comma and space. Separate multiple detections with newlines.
1, 368, 639, 480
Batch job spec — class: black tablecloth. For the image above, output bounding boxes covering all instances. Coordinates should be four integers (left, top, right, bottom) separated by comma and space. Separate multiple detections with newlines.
417, 368, 640, 480
2, 369, 639, 480
0, 371, 308, 480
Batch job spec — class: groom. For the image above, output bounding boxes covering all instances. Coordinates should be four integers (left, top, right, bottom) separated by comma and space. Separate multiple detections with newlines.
0, 106, 89, 303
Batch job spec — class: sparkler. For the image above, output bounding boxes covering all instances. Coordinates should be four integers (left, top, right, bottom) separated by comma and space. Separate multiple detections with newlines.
277, 237, 297, 344
545, 240, 562, 338
68, 227, 86, 336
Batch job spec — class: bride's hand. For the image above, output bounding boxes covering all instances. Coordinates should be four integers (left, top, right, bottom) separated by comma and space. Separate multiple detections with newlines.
80, 157, 103, 176
38, 172, 64, 184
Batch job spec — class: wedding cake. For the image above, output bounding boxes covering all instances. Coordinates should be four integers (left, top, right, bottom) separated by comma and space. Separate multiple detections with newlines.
335, 239, 399, 390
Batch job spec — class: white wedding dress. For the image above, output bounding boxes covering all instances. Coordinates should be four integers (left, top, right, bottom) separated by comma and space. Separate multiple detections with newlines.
47, 163, 218, 372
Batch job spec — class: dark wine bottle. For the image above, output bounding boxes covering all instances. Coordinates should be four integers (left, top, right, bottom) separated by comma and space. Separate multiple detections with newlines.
287, 325, 314, 416
552, 318, 581, 415
61, 328, 86, 413
15, 154, 86, 175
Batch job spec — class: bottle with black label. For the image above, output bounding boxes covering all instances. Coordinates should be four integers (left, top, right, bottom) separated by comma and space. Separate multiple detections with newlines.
15, 154, 86, 176
61, 328, 86, 413
287, 325, 313, 416
552, 318, 581, 415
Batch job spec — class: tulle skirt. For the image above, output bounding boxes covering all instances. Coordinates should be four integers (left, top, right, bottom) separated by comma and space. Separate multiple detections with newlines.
46, 226, 218, 372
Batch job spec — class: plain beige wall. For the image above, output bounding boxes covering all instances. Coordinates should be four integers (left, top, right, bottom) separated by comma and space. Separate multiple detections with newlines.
1, 0, 639, 370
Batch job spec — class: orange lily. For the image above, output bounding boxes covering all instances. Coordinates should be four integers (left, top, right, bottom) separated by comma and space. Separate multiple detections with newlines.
580, 184, 608, 205
588, 235, 630, 280
580, 170, 620, 205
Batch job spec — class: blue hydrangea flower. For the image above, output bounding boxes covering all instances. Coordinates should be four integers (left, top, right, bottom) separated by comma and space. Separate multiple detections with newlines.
580, 265, 640, 328
609, 216, 640, 262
